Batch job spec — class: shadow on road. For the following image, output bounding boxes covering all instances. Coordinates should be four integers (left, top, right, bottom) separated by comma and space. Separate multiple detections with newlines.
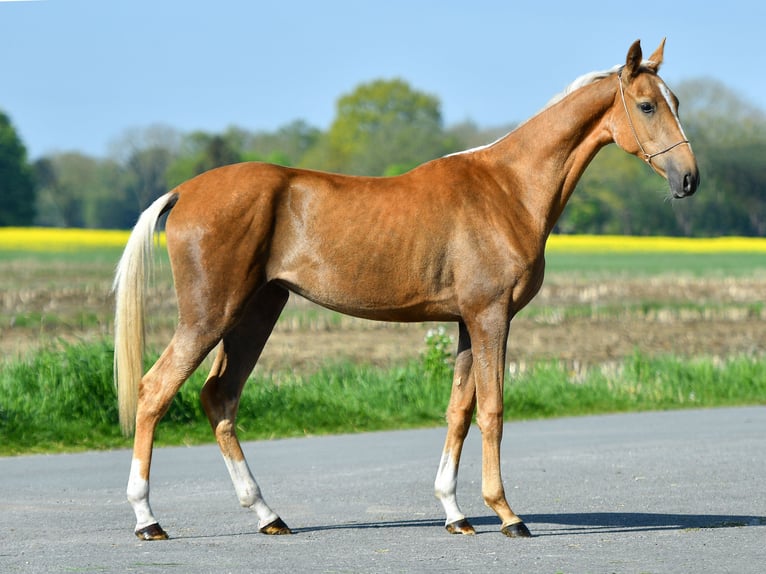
292, 512, 766, 536
520, 512, 766, 536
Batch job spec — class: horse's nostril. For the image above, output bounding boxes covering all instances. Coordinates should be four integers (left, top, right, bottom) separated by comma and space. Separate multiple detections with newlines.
683, 172, 698, 196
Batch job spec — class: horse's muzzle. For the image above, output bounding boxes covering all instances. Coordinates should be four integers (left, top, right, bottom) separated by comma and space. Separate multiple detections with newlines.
671, 168, 699, 199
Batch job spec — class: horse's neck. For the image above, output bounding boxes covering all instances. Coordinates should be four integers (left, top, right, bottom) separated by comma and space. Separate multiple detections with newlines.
479, 76, 617, 234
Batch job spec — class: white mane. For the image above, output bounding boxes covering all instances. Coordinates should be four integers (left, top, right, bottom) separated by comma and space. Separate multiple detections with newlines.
448, 59, 658, 158
543, 64, 623, 110
539, 56, 660, 114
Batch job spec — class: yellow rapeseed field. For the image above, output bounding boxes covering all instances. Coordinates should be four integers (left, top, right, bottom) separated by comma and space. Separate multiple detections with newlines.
547, 234, 766, 253
0, 227, 163, 251
1, 228, 765, 253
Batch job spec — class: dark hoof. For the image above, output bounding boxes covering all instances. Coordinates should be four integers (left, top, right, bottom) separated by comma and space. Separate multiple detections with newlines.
259, 517, 292, 535
135, 523, 169, 540
445, 518, 476, 535
501, 521, 532, 538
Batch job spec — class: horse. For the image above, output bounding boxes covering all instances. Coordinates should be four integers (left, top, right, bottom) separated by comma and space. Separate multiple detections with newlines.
113, 39, 698, 540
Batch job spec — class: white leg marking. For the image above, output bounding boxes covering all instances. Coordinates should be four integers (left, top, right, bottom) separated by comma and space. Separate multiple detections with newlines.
126, 458, 158, 530
222, 456, 279, 529
434, 451, 465, 525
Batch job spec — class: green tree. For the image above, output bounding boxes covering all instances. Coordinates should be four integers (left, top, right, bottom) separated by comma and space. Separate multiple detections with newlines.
445, 120, 516, 153
110, 125, 180, 213
559, 79, 766, 236
674, 79, 766, 236
0, 111, 35, 225
241, 120, 321, 166
166, 130, 243, 188
123, 146, 176, 212
560, 146, 663, 235
34, 153, 128, 228
194, 134, 241, 173
675, 78, 765, 147
322, 78, 449, 175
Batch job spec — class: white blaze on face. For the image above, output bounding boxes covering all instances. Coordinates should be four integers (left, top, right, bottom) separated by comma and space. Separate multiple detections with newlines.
658, 79, 689, 142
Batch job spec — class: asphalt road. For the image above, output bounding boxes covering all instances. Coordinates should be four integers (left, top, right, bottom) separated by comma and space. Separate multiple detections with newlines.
1, 407, 765, 573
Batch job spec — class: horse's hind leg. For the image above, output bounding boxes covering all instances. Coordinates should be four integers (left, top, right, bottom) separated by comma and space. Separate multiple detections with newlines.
200, 282, 291, 535
434, 322, 477, 535
129, 328, 220, 540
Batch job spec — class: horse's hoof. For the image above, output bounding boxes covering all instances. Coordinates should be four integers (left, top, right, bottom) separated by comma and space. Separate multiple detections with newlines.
259, 517, 292, 535
501, 521, 532, 538
135, 523, 169, 540
445, 518, 476, 535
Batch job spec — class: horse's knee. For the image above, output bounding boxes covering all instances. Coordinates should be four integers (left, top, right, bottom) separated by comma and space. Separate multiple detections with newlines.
445, 407, 472, 438
475, 410, 504, 437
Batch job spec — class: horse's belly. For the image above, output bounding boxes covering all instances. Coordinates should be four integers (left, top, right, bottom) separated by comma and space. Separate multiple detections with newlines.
274, 272, 459, 323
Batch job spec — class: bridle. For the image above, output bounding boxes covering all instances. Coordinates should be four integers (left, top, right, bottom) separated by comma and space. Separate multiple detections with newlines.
617, 71, 690, 167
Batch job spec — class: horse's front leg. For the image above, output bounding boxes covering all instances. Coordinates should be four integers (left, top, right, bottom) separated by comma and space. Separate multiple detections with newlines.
435, 322, 477, 534
468, 311, 532, 538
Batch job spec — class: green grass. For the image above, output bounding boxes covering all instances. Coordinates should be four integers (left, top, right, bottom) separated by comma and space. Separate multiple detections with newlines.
3, 247, 766, 277
2, 245, 765, 455
545, 251, 766, 278
1, 338, 764, 456
521, 300, 766, 323
0, 247, 126, 264
505, 353, 766, 418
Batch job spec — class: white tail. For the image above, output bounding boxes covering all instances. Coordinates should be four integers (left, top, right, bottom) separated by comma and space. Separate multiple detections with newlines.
113, 192, 177, 435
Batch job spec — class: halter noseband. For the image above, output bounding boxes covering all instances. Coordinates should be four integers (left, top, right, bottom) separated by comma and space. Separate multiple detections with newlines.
617, 71, 690, 167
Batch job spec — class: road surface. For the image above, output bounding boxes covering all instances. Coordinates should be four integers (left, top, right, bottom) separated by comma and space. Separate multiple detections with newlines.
2, 407, 765, 573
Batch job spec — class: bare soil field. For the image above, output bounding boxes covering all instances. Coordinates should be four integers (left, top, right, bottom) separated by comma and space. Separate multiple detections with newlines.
2, 256, 764, 374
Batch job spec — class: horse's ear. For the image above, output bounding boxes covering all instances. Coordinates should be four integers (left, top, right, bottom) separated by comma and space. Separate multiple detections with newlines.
645, 38, 666, 72
625, 40, 643, 78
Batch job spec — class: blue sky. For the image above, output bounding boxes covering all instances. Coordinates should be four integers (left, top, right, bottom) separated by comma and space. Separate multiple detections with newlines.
2, 0, 764, 159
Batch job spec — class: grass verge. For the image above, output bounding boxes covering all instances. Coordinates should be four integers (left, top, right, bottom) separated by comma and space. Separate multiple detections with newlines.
1, 338, 764, 456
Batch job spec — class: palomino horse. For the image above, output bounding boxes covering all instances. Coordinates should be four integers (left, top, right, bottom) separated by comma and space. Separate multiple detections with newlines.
114, 39, 698, 540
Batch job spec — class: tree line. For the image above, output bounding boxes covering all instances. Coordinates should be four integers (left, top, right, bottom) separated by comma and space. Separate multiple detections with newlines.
1, 77, 765, 236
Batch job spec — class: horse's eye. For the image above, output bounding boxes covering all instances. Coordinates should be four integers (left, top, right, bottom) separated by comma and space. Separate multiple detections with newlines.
638, 102, 655, 114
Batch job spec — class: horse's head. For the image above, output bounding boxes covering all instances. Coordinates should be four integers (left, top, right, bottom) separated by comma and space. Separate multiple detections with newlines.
612, 39, 699, 198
